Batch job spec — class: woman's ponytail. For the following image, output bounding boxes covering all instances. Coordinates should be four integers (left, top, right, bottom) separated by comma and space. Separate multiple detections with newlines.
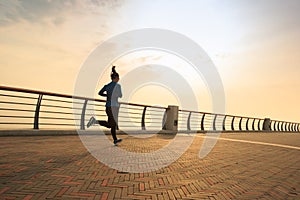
111, 66, 119, 80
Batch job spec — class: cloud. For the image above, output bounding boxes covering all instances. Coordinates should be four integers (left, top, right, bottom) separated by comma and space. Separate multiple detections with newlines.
0, 0, 122, 26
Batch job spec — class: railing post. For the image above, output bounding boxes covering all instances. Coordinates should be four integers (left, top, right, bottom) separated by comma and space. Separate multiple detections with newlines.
80, 99, 88, 130
298, 124, 300, 132
246, 118, 249, 131
213, 114, 217, 131
258, 119, 261, 131
141, 106, 147, 130
222, 115, 227, 131
293, 123, 296, 132
292, 123, 295, 132
239, 117, 243, 131
270, 120, 273, 131
273, 121, 277, 131
162, 109, 167, 130
34, 94, 43, 129
252, 119, 256, 131
292, 123, 296, 132
201, 113, 205, 131
281, 121, 284, 132
284, 122, 288, 132
288, 122, 292, 132
263, 118, 271, 131
187, 112, 192, 131
164, 105, 178, 131
231, 116, 235, 131
284, 122, 289, 132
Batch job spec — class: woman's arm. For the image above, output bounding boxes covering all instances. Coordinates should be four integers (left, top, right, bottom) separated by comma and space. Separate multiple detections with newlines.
98, 85, 107, 97
117, 84, 122, 98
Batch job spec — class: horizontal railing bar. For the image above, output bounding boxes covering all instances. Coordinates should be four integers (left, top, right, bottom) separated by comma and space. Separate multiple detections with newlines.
84, 114, 107, 117
0, 115, 33, 118
39, 117, 74, 121
120, 102, 166, 109
119, 111, 142, 115
87, 102, 105, 106
272, 120, 300, 124
178, 112, 191, 115
0, 122, 33, 125
120, 106, 144, 111
40, 104, 74, 110
43, 98, 74, 104
129, 120, 162, 123
118, 116, 141, 120
179, 110, 213, 115
120, 107, 143, 111
144, 113, 164, 116
0, 93, 37, 100
40, 110, 77, 115
179, 109, 264, 121
145, 117, 163, 122
117, 126, 144, 128
118, 120, 141, 124
0, 101, 36, 106
39, 123, 74, 126
144, 118, 164, 121
146, 109, 166, 113
0, 108, 35, 112
0, 85, 104, 102
87, 109, 106, 112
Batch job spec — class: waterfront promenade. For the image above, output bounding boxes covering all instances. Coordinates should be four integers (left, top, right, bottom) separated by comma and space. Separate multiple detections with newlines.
0, 132, 299, 199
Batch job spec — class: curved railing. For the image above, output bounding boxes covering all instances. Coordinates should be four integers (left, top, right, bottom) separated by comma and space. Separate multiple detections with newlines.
0, 85, 166, 131
179, 110, 300, 132
0, 85, 299, 132
178, 109, 299, 132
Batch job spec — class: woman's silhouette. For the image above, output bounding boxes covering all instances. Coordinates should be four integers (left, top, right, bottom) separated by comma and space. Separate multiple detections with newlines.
87, 66, 123, 145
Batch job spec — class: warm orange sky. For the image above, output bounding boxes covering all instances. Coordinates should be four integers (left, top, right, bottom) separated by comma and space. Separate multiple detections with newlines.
0, 0, 299, 122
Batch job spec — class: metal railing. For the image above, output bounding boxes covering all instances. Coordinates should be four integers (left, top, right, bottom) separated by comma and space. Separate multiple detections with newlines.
178, 109, 299, 132
0, 85, 299, 132
0, 86, 166, 131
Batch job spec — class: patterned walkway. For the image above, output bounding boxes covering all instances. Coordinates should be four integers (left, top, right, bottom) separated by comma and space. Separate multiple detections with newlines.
0, 132, 299, 199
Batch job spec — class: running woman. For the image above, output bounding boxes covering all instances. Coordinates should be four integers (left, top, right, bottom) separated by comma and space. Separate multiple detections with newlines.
87, 66, 123, 145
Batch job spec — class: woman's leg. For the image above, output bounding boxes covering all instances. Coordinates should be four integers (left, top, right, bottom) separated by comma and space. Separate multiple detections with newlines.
106, 107, 117, 141
98, 120, 110, 128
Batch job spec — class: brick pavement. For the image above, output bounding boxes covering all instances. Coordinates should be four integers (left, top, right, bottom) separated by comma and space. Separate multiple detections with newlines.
0, 132, 299, 199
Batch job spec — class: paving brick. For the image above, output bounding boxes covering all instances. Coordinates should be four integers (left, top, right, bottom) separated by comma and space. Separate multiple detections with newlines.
0, 133, 299, 199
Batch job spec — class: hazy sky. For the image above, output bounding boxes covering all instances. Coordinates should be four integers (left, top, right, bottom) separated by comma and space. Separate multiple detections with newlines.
0, 0, 299, 122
